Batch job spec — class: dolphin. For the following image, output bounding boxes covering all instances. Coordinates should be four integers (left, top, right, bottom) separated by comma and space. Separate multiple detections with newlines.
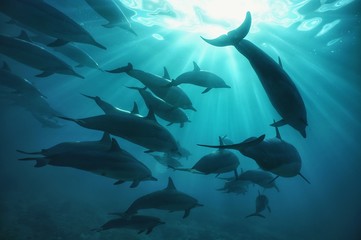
128, 86, 190, 127
175, 137, 239, 178
176, 142, 191, 160
198, 126, 310, 183
28, 33, 102, 70
0, 61, 45, 98
246, 191, 271, 218
84, 0, 137, 35
92, 215, 165, 235
0, 33, 84, 79
149, 153, 183, 169
59, 95, 180, 155
166, 61, 230, 94
217, 179, 249, 195
106, 63, 196, 111
237, 170, 280, 192
0, 0, 106, 49
18, 138, 157, 188
17, 132, 112, 156
119, 177, 203, 218
201, 12, 308, 137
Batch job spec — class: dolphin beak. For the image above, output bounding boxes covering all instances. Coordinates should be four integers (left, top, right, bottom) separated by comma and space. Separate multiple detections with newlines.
225, 84, 231, 88
189, 106, 197, 112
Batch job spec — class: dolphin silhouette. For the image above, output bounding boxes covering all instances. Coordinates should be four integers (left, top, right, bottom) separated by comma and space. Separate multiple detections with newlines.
201, 12, 308, 138
246, 191, 271, 218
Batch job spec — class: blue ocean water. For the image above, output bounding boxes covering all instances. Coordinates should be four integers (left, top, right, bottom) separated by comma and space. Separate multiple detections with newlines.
0, 0, 360, 239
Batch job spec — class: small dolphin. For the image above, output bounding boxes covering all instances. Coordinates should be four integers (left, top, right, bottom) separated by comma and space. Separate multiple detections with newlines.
17, 132, 112, 156
59, 95, 180, 155
0, 33, 84, 79
128, 86, 190, 127
176, 137, 239, 178
198, 126, 310, 183
217, 179, 249, 195
246, 191, 271, 218
106, 63, 196, 111
85, 0, 137, 35
18, 138, 157, 188
120, 177, 203, 218
0, 61, 45, 98
166, 61, 230, 94
150, 153, 183, 169
238, 170, 279, 192
201, 12, 308, 137
92, 215, 165, 235
0, 0, 106, 49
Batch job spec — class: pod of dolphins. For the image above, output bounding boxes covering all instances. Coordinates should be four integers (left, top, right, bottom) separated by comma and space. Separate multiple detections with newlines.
0, 1, 311, 234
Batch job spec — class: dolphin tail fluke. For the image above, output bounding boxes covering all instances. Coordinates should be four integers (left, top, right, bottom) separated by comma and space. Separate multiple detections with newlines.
16, 149, 41, 155
197, 134, 265, 152
201, 11, 251, 47
299, 172, 311, 184
245, 212, 265, 218
18, 157, 49, 167
106, 63, 133, 73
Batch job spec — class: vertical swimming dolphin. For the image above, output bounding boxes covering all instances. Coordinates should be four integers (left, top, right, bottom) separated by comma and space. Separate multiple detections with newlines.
201, 12, 308, 138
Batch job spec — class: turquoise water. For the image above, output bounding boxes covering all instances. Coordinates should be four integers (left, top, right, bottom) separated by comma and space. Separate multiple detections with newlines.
0, 0, 360, 239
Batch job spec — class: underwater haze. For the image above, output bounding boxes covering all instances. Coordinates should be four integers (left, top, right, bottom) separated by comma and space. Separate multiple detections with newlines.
0, 0, 361, 239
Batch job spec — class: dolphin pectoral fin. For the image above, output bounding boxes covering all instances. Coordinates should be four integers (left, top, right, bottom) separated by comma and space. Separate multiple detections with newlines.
16, 149, 41, 155
267, 205, 271, 213
202, 88, 212, 94
272, 119, 282, 140
146, 228, 153, 235
35, 71, 53, 78
167, 122, 174, 126
299, 173, 311, 184
268, 175, 279, 184
130, 180, 140, 188
245, 213, 265, 218
18, 157, 49, 167
183, 209, 191, 218
144, 150, 154, 154
48, 39, 68, 47
270, 119, 287, 127
113, 180, 125, 185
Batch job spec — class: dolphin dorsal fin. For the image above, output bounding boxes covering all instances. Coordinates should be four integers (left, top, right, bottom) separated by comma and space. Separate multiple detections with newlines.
193, 61, 200, 72
273, 120, 282, 140
278, 56, 283, 69
131, 102, 139, 115
2, 62, 11, 72
17, 30, 32, 42
163, 67, 171, 79
100, 132, 111, 145
165, 177, 177, 190
109, 138, 121, 152
146, 108, 157, 122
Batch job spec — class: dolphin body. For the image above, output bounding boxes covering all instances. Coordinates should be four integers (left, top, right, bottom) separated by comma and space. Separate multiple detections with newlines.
18, 138, 157, 188
175, 137, 239, 177
92, 215, 165, 235
29, 33, 102, 70
17, 132, 112, 156
167, 61, 231, 94
0, 62, 45, 98
120, 177, 203, 218
246, 191, 271, 218
0, 0, 106, 49
238, 170, 280, 192
217, 179, 249, 195
0, 34, 84, 79
198, 126, 310, 183
84, 0, 137, 36
59, 95, 180, 155
128, 87, 190, 128
201, 12, 308, 138
107, 63, 196, 111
